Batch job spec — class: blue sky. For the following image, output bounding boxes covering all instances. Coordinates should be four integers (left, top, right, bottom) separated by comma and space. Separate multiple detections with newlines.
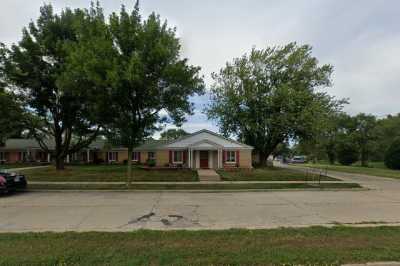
1, 0, 400, 138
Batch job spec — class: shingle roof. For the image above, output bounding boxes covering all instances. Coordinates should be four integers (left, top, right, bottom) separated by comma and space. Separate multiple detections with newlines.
134, 139, 169, 151
0, 138, 110, 150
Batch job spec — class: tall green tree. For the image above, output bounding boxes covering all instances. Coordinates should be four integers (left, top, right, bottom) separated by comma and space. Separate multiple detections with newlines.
160, 128, 189, 140
352, 113, 377, 167
66, 3, 204, 183
207, 43, 343, 166
0, 4, 109, 170
0, 88, 25, 145
374, 114, 400, 161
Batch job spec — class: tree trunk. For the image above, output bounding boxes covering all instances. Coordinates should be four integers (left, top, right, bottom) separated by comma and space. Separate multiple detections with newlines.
360, 148, 368, 167
259, 151, 269, 167
55, 157, 65, 170
127, 146, 132, 187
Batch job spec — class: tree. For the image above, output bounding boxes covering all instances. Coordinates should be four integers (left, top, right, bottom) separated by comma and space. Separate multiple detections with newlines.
352, 113, 377, 167
160, 128, 189, 140
373, 114, 400, 161
0, 88, 25, 145
207, 43, 343, 166
384, 137, 400, 170
0, 4, 109, 170
337, 139, 359, 165
66, 3, 204, 183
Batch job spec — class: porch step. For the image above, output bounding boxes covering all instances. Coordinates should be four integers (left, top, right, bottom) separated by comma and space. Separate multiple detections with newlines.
197, 169, 221, 182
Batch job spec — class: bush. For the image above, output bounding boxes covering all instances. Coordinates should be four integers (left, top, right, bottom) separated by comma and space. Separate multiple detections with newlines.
147, 159, 156, 167
337, 142, 359, 166
93, 158, 104, 164
384, 138, 400, 170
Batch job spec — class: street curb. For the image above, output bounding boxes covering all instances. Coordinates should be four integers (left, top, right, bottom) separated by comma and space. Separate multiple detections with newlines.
24, 187, 369, 193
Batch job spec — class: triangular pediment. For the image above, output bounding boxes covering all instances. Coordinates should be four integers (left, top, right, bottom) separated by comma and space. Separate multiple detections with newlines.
164, 129, 252, 149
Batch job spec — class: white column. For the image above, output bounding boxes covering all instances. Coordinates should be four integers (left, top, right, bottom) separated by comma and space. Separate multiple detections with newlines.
66, 154, 70, 163
209, 150, 213, 169
189, 148, 192, 168
87, 149, 90, 163
217, 149, 220, 169
47, 153, 51, 163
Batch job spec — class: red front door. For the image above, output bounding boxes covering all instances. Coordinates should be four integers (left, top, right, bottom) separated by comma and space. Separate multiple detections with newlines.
200, 151, 209, 168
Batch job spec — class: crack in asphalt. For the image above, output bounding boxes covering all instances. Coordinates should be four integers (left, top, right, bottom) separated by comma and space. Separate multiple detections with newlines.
127, 212, 156, 225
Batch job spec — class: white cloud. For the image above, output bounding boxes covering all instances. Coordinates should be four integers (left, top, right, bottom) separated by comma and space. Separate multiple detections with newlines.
2, 0, 400, 134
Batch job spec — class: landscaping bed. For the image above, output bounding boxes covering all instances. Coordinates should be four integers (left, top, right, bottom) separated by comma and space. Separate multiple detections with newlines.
28, 182, 361, 191
20, 165, 198, 182
1, 226, 400, 265
218, 167, 339, 181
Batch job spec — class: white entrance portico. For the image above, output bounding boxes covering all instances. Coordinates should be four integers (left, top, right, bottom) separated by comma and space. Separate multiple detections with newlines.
163, 129, 253, 169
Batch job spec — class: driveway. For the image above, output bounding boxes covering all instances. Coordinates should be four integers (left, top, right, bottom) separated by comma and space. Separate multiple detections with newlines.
2, 184, 400, 232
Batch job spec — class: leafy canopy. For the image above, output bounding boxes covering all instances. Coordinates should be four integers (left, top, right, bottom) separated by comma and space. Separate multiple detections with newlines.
0, 4, 109, 169
207, 42, 343, 164
160, 128, 189, 140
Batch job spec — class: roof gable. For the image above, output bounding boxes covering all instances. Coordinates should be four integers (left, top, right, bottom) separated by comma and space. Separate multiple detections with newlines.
164, 129, 253, 149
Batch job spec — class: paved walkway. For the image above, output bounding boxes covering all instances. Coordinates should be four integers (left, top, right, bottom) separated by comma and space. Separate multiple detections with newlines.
1, 165, 50, 172
276, 162, 400, 191
197, 169, 221, 181
29, 180, 348, 185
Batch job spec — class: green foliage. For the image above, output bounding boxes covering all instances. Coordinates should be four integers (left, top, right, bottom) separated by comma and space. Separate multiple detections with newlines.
160, 128, 188, 140
64, 3, 204, 180
0, 4, 108, 169
146, 159, 156, 167
352, 113, 378, 166
207, 43, 343, 165
384, 138, 400, 170
374, 114, 400, 161
0, 88, 25, 144
337, 141, 359, 166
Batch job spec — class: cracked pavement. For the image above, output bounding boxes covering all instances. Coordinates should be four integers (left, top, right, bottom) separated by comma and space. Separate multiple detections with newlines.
2, 175, 400, 231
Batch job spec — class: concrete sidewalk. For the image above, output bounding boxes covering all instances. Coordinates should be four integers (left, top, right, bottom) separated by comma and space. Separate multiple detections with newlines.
277, 162, 400, 191
2, 165, 50, 172
28, 180, 348, 185
197, 169, 221, 181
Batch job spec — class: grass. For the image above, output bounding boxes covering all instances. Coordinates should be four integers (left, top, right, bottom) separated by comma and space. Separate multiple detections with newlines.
218, 167, 339, 181
28, 182, 361, 190
304, 161, 400, 179
1, 226, 400, 265
20, 165, 199, 182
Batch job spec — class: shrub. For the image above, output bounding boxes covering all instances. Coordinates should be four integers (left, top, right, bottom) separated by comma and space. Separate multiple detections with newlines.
384, 138, 400, 170
94, 158, 104, 164
147, 159, 156, 167
337, 142, 359, 166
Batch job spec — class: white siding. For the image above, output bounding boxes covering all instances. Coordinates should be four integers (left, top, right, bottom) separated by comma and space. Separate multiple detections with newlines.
166, 132, 244, 149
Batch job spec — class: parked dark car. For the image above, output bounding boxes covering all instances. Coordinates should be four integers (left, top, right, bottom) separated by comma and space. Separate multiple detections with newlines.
0, 170, 27, 193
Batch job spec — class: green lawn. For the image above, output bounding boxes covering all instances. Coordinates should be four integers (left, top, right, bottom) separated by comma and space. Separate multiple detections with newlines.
1, 226, 400, 265
304, 162, 400, 179
20, 165, 198, 182
218, 167, 339, 181
28, 182, 361, 190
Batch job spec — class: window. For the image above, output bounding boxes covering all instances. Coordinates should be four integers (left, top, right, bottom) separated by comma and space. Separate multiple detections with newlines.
173, 151, 183, 163
132, 152, 140, 161
148, 152, 155, 160
108, 152, 118, 162
226, 151, 236, 163
0, 152, 4, 161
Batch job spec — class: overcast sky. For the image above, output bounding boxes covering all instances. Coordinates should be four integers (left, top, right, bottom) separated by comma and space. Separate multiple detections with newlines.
1, 0, 399, 136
